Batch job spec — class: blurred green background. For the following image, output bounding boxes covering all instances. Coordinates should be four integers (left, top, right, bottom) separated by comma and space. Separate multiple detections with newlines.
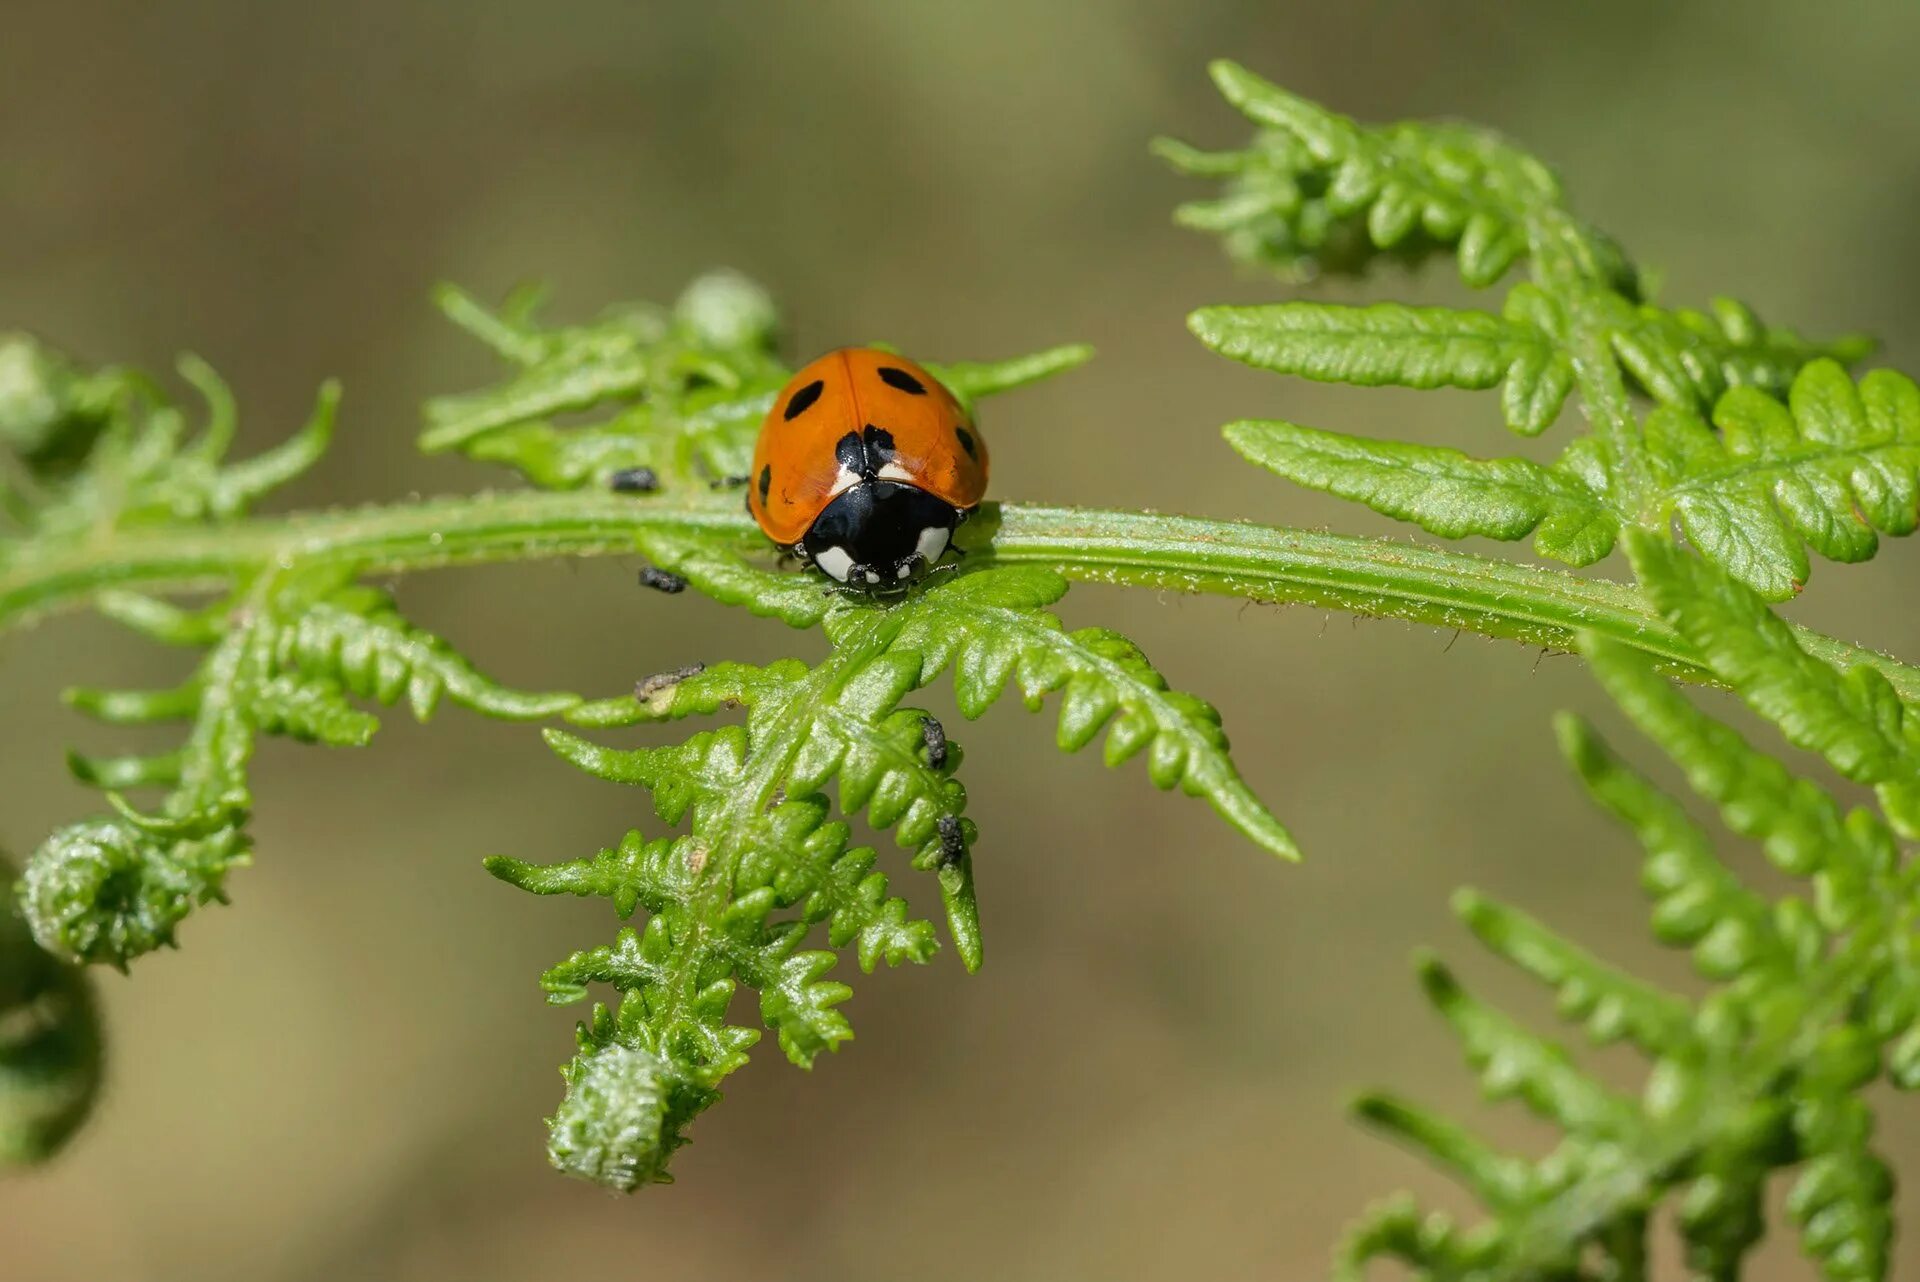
4, 2, 1919, 1279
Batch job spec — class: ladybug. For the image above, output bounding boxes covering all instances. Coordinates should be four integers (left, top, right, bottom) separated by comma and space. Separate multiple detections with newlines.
747, 348, 986, 588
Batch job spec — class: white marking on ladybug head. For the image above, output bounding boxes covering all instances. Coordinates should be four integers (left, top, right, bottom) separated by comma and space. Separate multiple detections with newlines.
814, 546, 855, 583
915, 525, 950, 563
877, 462, 918, 484
896, 563, 913, 579
828, 465, 863, 497
864, 569, 881, 585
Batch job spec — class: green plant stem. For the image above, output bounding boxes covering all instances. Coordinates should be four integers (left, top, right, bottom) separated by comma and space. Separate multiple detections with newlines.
4, 492, 1915, 698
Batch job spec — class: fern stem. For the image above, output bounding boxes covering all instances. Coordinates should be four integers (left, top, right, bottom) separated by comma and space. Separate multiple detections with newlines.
5, 492, 1917, 700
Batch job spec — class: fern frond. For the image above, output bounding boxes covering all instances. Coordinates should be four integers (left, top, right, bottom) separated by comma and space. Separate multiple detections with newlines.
419, 273, 787, 487
491, 640, 968, 1188
21, 558, 579, 966
5, 348, 336, 555
1641, 363, 1920, 600
1628, 530, 1920, 833
422, 277, 1090, 494
497, 551, 1290, 1187
923, 343, 1095, 414
0, 332, 145, 487
6, 273, 1295, 1188
1178, 71, 1880, 597
1158, 60, 1630, 291
1346, 550, 1918, 1280
1195, 298, 1575, 435
1225, 420, 1615, 566
878, 564, 1295, 858
1224, 358, 1916, 600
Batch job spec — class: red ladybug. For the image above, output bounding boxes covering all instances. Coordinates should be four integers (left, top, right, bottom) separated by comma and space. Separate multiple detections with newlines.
747, 348, 986, 587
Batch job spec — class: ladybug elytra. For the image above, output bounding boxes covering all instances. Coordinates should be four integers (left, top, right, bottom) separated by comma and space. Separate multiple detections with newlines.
747, 348, 986, 588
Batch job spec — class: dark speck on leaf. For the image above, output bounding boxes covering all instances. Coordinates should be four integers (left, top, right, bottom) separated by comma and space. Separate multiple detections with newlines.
921, 715, 948, 770
639, 565, 688, 594
636, 663, 705, 701
937, 815, 965, 867
608, 466, 659, 493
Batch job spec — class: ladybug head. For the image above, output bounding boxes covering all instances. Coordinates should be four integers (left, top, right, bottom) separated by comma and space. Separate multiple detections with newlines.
798, 480, 962, 588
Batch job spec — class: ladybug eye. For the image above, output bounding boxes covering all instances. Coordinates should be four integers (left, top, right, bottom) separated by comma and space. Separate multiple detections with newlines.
783, 380, 825, 421
876, 366, 927, 395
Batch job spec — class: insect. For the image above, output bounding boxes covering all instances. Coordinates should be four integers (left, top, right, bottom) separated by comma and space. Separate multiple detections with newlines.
747, 348, 986, 589
638, 564, 688, 594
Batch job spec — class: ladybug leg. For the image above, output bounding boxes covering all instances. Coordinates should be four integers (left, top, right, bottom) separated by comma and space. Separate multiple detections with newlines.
917, 561, 964, 586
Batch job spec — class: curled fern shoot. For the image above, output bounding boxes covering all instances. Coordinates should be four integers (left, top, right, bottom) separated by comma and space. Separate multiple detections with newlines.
0, 852, 100, 1165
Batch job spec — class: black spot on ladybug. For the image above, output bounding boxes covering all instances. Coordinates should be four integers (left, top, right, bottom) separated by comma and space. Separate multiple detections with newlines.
834, 432, 866, 475
608, 466, 659, 493
936, 815, 966, 867
835, 426, 898, 479
920, 715, 948, 770
954, 426, 978, 459
877, 366, 927, 395
639, 565, 688, 594
783, 379, 825, 421
758, 464, 772, 503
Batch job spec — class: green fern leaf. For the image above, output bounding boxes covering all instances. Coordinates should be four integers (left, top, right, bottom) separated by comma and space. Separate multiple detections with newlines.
1644, 361, 1920, 599
1345, 609, 1916, 1281
1163, 60, 1613, 289
1627, 530, 1920, 834
1193, 300, 1575, 435
1218, 348, 1910, 600
1555, 712, 1793, 983
1225, 420, 1615, 564
1178, 73, 1880, 606
923, 343, 1095, 413
424, 279, 1091, 493
23, 560, 580, 966
879, 565, 1296, 859
1451, 888, 1691, 1052
495, 625, 970, 1187
501, 551, 1288, 1187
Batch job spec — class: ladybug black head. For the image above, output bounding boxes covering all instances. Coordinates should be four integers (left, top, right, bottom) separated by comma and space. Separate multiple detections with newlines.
799, 479, 961, 589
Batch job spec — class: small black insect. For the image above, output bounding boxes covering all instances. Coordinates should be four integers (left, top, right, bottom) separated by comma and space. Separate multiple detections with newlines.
608, 466, 659, 493
936, 815, 966, 868
639, 565, 688, 594
636, 662, 705, 702
920, 715, 948, 770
